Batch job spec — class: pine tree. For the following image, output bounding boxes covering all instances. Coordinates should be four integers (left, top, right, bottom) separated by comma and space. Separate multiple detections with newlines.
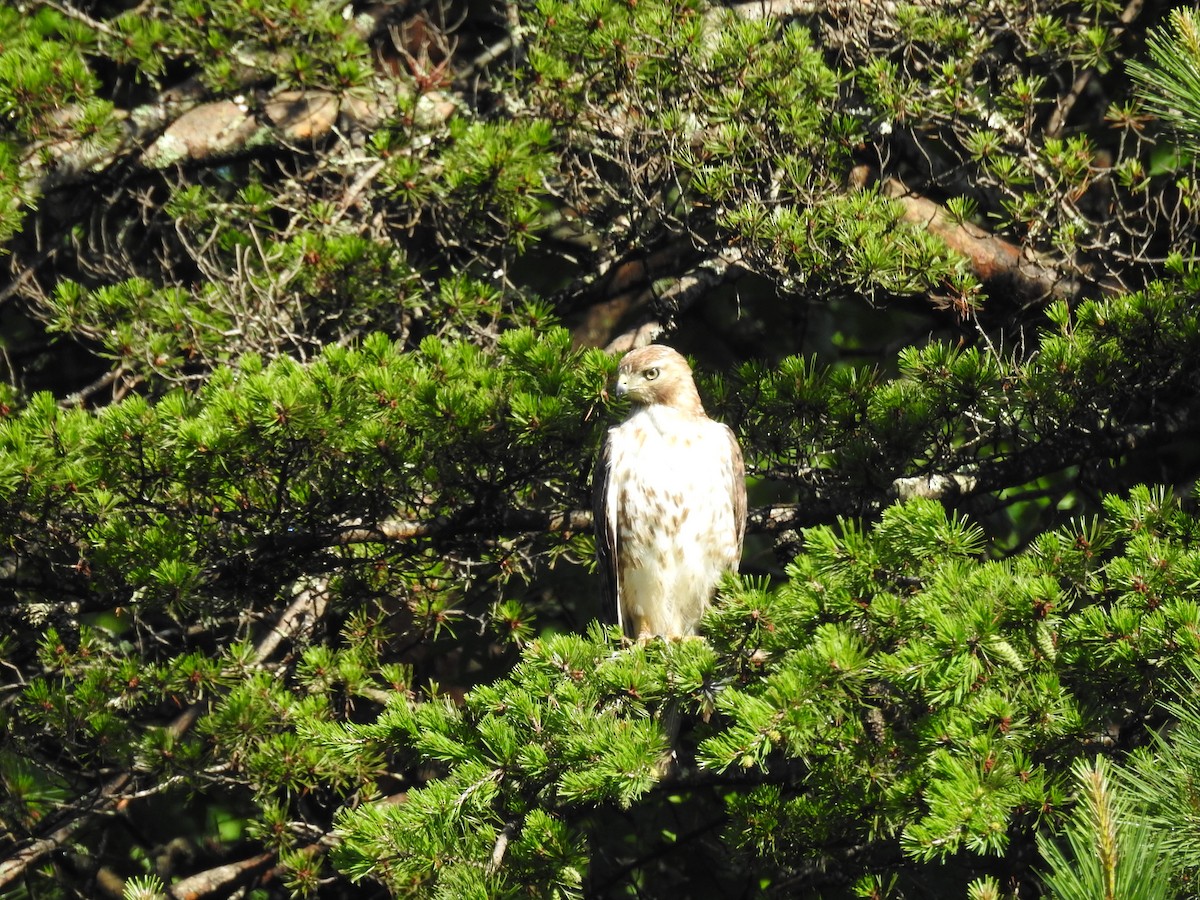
3, 1, 1200, 898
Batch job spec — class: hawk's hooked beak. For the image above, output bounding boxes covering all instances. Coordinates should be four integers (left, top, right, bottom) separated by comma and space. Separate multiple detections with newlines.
614, 373, 630, 397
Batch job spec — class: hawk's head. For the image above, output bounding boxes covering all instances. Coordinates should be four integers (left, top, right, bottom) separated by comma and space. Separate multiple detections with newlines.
614, 345, 705, 416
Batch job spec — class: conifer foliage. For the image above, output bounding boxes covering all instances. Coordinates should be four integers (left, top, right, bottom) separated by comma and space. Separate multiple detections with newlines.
4, 1, 1200, 898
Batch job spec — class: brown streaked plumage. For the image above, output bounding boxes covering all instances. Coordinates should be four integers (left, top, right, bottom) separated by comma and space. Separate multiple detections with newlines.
593, 345, 747, 639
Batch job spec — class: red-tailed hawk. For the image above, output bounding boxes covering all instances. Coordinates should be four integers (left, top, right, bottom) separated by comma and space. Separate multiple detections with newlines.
594, 345, 747, 639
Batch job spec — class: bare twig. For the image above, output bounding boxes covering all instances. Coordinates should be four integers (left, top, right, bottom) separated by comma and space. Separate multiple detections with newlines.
0, 248, 55, 307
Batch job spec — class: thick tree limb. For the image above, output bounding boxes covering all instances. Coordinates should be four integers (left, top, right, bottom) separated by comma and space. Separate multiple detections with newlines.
605, 322, 666, 354
567, 241, 700, 348
729, 0, 818, 18
32, 77, 209, 195
31, 83, 452, 197
571, 245, 746, 349
879, 176, 1083, 304
25, 6, 440, 196
167, 852, 275, 900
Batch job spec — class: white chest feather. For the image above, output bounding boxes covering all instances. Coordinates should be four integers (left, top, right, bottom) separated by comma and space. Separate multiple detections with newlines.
604, 405, 741, 638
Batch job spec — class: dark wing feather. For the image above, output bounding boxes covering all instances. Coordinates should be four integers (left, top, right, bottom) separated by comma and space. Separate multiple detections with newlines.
591, 432, 620, 627
726, 424, 748, 565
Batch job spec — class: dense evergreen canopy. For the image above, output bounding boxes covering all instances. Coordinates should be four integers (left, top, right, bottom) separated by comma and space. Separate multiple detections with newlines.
4, 1, 1200, 898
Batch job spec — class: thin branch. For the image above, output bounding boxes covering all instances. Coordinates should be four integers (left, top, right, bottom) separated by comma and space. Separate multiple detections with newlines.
0, 772, 131, 890
59, 365, 130, 409
891, 472, 979, 502
250, 577, 330, 665
333, 508, 594, 546
1046, 0, 1147, 137
39, 0, 121, 38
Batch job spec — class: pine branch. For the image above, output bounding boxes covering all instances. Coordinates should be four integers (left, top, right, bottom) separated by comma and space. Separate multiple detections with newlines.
0, 700, 206, 889
0, 589, 325, 889
1037, 757, 1173, 900
1129, 8, 1200, 155
260, 399, 1198, 559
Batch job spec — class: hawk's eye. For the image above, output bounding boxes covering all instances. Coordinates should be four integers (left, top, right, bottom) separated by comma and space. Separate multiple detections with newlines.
644, 367, 660, 381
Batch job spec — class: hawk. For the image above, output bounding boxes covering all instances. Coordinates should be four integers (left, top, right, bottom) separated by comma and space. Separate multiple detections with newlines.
593, 345, 747, 639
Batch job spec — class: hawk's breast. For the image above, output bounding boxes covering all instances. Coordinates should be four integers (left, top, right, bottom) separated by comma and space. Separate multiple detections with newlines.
604, 405, 741, 638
